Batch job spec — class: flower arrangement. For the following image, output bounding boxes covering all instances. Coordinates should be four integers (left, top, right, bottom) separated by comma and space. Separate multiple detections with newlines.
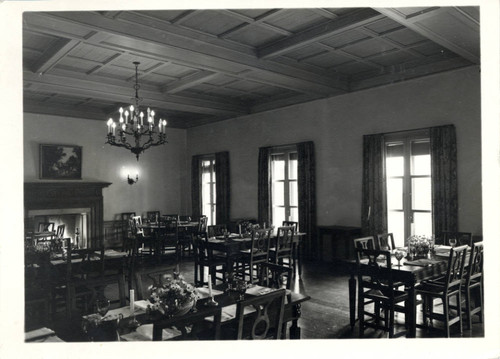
148, 272, 197, 317
407, 235, 433, 258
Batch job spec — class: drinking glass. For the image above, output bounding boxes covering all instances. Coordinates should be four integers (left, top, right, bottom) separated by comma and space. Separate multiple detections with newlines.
449, 238, 457, 248
394, 250, 404, 267
96, 299, 110, 317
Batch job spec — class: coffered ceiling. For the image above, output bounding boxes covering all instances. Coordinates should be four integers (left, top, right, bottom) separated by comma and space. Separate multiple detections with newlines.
23, 7, 479, 128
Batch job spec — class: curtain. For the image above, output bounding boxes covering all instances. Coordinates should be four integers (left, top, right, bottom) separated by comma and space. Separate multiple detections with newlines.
430, 125, 458, 238
297, 141, 317, 260
361, 134, 387, 236
257, 147, 271, 226
191, 155, 202, 219
215, 151, 230, 225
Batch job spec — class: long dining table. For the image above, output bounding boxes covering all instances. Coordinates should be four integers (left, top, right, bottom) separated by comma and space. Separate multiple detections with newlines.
346, 248, 452, 338
82, 283, 311, 340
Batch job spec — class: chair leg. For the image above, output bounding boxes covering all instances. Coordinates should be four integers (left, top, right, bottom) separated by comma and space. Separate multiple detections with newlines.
457, 292, 463, 335
443, 297, 450, 338
357, 289, 364, 338
464, 287, 472, 330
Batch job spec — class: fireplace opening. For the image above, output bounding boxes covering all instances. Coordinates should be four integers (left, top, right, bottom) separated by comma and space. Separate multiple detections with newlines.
27, 208, 90, 248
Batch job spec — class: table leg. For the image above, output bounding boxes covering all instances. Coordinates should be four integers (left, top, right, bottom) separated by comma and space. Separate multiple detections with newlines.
349, 272, 356, 330
408, 283, 416, 338
289, 304, 302, 339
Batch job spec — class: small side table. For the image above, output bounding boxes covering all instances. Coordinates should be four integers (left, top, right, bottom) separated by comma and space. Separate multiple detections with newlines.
316, 225, 361, 262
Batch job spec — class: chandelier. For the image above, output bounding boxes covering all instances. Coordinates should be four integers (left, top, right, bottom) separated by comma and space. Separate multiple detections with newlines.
105, 61, 167, 160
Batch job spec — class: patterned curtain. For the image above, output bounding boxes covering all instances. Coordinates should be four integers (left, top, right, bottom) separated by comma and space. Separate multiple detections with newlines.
258, 147, 271, 225
297, 141, 317, 260
361, 134, 387, 236
430, 125, 458, 238
215, 151, 230, 225
191, 155, 202, 218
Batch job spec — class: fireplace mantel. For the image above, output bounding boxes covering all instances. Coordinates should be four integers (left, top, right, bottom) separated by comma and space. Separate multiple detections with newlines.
24, 181, 111, 248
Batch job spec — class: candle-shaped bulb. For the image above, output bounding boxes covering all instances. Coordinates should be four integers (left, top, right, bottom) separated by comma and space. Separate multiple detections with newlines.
111, 122, 116, 135
119, 107, 123, 114
107, 118, 113, 133
130, 105, 134, 112
122, 124, 126, 131
124, 110, 129, 123
151, 110, 155, 117
162, 119, 167, 133
148, 115, 153, 123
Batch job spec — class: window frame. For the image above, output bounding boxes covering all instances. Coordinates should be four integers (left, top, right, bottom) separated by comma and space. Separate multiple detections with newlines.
384, 129, 432, 243
269, 145, 298, 228
199, 154, 216, 226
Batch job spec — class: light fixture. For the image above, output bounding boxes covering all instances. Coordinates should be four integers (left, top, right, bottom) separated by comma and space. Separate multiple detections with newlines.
127, 174, 139, 185
105, 61, 167, 160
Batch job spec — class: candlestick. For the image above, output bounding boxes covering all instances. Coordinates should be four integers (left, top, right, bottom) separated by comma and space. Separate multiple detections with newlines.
208, 275, 213, 297
130, 289, 135, 313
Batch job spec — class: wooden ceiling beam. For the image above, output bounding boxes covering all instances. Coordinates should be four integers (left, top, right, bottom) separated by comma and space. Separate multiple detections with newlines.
374, 7, 479, 64
31, 38, 81, 74
25, 12, 347, 94
257, 8, 385, 59
162, 70, 218, 94
24, 70, 249, 116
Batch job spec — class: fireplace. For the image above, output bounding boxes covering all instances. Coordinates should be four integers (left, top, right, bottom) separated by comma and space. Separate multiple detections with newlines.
24, 182, 111, 248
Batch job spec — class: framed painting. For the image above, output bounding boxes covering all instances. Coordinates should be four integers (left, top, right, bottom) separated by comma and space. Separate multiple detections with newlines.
39, 144, 82, 180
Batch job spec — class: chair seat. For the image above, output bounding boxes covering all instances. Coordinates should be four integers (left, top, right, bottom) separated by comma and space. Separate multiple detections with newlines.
363, 287, 408, 303
415, 282, 460, 296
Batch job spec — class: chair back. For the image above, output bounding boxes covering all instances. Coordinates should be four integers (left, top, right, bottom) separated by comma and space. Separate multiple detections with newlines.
355, 248, 395, 299
444, 245, 469, 292
465, 241, 483, 285
273, 226, 295, 263
235, 288, 286, 339
120, 212, 136, 239
376, 233, 395, 250
38, 222, 55, 232
207, 224, 227, 237
259, 263, 292, 290
249, 228, 272, 265
146, 211, 160, 223
55, 224, 65, 239
282, 221, 298, 233
354, 236, 375, 259
162, 214, 179, 222
197, 216, 208, 234
438, 231, 472, 247
131, 216, 145, 236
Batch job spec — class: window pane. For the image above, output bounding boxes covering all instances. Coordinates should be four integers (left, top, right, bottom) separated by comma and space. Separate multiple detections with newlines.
271, 154, 285, 180
411, 141, 430, 175
272, 181, 284, 206
202, 183, 211, 205
212, 183, 216, 204
387, 178, 403, 210
272, 207, 285, 229
289, 152, 298, 180
413, 212, 432, 237
289, 181, 298, 206
412, 177, 431, 210
202, 204, 212, 221
290, 207, 298, 223
388, 211, 405, 247
386, 144, 404, 177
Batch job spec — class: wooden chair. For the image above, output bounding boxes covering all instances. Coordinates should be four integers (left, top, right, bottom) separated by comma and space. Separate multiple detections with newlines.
192, 233, 226, 286
120, 212, 136, 253
131, 216, 155, 259
238, 228, 272, 284
282, 221, 298, 232
353, 236, 376, 261
463, 241, 484, 330
356, 248, 410, 338
207, 224, 227, 238
438, 231, 473, 247
376, 233, 396, 250
269, 226, 295, 268
259, 262, 292, 290
146, 211, 160, 223
415, 245, 468, 337
233, 288, 286, 339
38, 222, 55, 233
158, 217, 180, 260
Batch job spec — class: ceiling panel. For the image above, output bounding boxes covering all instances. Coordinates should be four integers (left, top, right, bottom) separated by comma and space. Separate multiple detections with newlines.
22, 7, 479, 128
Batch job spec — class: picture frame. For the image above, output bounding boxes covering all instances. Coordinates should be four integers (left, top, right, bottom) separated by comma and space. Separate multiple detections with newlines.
39, 144, 82, 180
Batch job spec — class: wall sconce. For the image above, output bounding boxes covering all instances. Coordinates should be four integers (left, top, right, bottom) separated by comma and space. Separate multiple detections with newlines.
127, 174, 139, 185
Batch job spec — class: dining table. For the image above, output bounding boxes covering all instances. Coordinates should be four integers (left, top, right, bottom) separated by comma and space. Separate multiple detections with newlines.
346, 246, 454, 338
81, 283, 311, 341
206, 231, 306, 276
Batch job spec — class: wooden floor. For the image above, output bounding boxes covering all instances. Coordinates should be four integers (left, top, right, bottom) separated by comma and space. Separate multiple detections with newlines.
49, 256, 484, 341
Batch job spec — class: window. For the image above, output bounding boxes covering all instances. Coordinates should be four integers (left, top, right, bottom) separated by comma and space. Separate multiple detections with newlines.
200, 156, 216, 225
270, 148, 298, 228
385, 131, 432, 247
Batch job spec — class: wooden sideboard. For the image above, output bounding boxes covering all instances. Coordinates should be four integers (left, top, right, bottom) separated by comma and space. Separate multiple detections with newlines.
316, 225, 362, 262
